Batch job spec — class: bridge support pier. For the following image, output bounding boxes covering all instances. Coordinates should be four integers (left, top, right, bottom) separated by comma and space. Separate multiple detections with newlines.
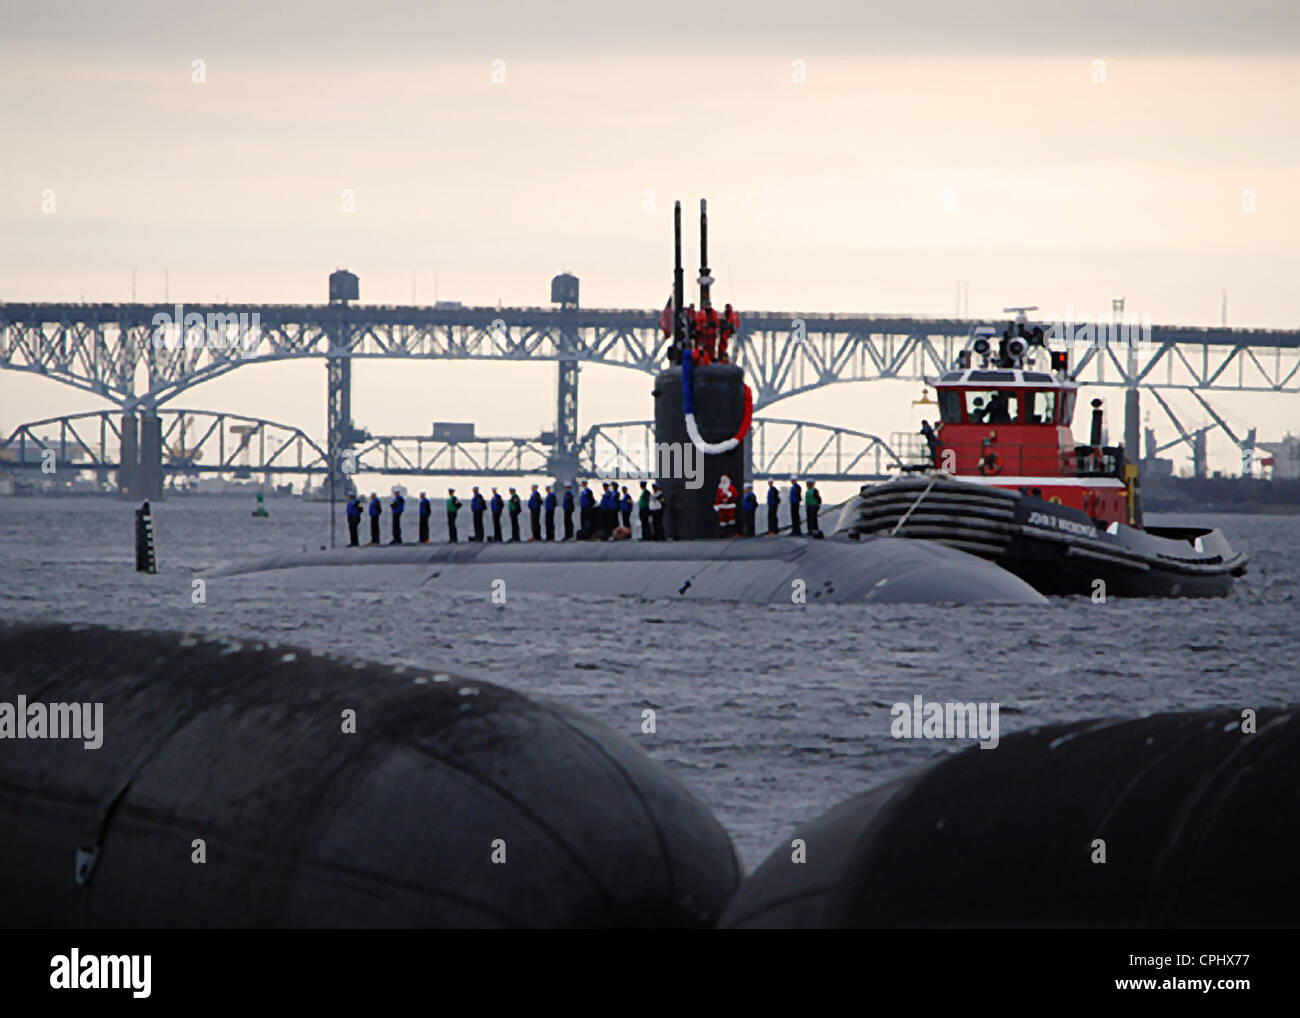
118, 414, 139, 498
326, 354, 356, 503
139, 413, 163, 501
326, 272, 362, 508
550, 305, 581, 494
116, 412, 162, 500
1124, 387, 1140, 467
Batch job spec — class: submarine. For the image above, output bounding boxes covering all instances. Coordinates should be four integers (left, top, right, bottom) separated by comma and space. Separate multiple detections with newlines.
215, 200, 1045, 606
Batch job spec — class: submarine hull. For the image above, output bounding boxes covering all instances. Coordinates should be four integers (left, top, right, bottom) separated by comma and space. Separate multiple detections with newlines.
210, 534, 1046, 605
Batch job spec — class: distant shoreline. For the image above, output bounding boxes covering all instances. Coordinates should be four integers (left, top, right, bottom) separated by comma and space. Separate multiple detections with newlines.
1144, 502, 1300, 516
1140, 476, 1300, 516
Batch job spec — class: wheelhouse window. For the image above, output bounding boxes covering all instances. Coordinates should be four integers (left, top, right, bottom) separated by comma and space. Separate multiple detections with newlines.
938, 389, 963, 424
1061, 391, 1077, 426
964, 390, 1019, 424
1025, 390, 1058, 425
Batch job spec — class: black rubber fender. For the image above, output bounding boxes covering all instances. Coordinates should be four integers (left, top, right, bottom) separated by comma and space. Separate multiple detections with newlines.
721, 708, 1299, 928
0, 622, 740, 928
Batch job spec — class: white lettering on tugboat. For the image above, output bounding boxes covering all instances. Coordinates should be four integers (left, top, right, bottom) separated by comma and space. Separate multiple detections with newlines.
1026, 510, 1098, 538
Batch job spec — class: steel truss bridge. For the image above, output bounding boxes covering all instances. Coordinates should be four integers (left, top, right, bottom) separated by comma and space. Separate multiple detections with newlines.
0, 410, 903, 487
3, 303, 1299, 406
2, 299, 1297, 494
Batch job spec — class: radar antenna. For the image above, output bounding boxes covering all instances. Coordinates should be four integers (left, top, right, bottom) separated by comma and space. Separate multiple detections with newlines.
1002, 305, 1039, 325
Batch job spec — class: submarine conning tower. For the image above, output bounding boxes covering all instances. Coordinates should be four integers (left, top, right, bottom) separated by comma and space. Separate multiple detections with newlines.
653, 198, 749, 539
654, 362, 747, 539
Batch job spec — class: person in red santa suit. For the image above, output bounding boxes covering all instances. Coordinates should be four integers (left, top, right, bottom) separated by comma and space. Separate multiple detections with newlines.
713, 474, 738, 537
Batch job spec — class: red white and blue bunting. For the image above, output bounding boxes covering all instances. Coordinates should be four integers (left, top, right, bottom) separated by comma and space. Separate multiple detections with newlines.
681, 349, 754, 455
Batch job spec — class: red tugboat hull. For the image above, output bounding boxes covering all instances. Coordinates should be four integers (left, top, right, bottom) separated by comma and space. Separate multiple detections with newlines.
837, 475, 1248, 598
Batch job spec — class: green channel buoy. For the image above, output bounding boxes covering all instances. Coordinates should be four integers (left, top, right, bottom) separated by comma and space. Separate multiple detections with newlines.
252, 493, 270, 518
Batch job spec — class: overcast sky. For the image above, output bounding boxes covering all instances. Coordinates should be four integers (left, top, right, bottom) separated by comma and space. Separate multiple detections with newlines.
6, 1, 1299, 56
2, 1, 1297, 477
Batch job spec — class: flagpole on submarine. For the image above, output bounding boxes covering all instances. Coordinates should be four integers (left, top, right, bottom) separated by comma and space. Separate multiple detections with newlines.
699, 198, 712, 311
673, 200, 685, 357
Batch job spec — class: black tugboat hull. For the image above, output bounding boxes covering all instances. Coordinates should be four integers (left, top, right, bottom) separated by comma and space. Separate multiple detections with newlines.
837, 477, 1248, 599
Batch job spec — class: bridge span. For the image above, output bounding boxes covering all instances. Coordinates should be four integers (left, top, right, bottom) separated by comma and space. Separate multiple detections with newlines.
3, 295, 1296, 497
0, 409, 902, 494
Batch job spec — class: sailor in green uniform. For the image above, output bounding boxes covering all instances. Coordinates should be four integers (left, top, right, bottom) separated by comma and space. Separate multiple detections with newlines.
445, 488, 462, 542
507, 488, 522, 542
805, 480, 823, 537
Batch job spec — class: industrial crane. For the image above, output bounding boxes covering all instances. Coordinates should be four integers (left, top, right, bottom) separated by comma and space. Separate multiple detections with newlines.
1146, 389, 1213, 477
1145, 388, 1257, 478
1187, 389, 1257, 477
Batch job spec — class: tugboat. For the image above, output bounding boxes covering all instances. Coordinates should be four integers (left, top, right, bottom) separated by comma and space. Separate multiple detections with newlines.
836, 309, 1249, 597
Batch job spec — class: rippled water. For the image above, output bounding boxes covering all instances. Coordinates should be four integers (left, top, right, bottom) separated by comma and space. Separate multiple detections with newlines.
1, 495, 1296, 868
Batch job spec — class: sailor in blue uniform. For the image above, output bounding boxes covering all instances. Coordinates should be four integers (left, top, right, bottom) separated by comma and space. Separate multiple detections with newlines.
528, 484, 543, 541
563, 483, 575, 540
620, 487, 633, 530
578, 481, 595, 538
470, 486, 486, 542
599, 483, 616, 538
345, 493, 362, 546
543, 485, 557, 541
368, 492, 381, 544
788, 479, 803, 536
766, 481, 780, 535
389, 490, 405, 544
638, 481, 651, 539
490, 488, 504, 542
417, 491, 431, 543
741, 483, 758, 536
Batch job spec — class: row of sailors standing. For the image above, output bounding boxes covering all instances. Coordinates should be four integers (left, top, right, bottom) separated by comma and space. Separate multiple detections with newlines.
455, 481, 664, 543
345, 482, 666, 545
345, 478, 823, 544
